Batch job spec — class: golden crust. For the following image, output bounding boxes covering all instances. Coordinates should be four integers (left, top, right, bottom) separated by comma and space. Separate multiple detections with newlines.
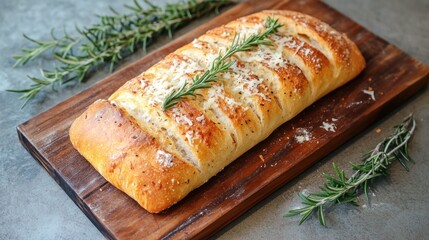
69, 100, 205, 213
69, 10, 365, 213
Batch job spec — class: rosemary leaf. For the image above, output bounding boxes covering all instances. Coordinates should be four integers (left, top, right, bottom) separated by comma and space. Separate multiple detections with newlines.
9, 0, 233, 108
285, 114, 416, 226
162, 16, 282, 110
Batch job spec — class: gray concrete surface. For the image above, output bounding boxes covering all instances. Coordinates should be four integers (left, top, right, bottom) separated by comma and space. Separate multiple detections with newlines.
0, 0, 428, 239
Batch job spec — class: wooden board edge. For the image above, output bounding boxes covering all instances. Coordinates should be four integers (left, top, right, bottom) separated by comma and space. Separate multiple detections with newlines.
16, 127, 116, 240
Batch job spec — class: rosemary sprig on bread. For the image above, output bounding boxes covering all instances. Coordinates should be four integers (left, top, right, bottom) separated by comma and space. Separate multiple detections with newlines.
162, 16, 282, 110
9, 0, 232, 107
285, 115, 416, 226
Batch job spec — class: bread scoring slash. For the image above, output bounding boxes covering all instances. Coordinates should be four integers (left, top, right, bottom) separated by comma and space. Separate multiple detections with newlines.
69, 10, 365, 213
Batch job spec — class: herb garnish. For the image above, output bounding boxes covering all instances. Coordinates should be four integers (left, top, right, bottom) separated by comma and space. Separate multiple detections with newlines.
162, 16, 282, 110
285, 114, 416, 226
9, 0, 233, 107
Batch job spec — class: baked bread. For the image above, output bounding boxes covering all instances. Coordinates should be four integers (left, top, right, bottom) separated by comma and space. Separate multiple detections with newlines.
69, 10, 365, 213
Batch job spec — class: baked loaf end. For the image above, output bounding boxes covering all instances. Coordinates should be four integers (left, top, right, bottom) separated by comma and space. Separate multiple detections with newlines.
70, 10, 365, 213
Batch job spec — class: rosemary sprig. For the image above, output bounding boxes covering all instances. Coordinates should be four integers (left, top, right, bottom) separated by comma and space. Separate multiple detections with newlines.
285, 114, 416, 226
162, 16, 282, 110
9, 0, 233, 108
12, 30, 76, 67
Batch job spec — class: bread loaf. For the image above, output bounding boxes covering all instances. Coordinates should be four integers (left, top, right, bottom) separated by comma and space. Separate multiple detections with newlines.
69, 10, 365, 213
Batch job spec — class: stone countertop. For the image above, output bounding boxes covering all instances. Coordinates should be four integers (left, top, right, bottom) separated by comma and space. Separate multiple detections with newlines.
1, 0, 428, 239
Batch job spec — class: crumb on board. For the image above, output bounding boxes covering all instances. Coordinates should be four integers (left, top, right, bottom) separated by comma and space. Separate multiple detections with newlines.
294, 128, 312, 143
259, 154, 265, 162
346, 101, 363, 108
321, 121, 336, 132
363, 89, 376, 101
375, 128, 382, 133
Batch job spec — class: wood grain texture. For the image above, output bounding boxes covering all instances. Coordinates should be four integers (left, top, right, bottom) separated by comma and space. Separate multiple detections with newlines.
17, 0, 429, 239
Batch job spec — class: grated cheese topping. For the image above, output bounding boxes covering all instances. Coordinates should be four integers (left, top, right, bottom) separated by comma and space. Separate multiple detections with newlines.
156, 150, 174, 167
192, 39, 204, 49
239, 23, 265, 36
203, 83, 241, 110
304, 48, 313, 57
196, 115, 206, 125
271, 34, 322, 71
172, 107, 193, 126
139, 79, 148, 89
222, 61, 270, 104
144, 74, 174, 106
185, 130, 201, 144
242, 43, 287, 69
315, 23, 329, 34
221, 31, 230, 37
144, 56, 203, 106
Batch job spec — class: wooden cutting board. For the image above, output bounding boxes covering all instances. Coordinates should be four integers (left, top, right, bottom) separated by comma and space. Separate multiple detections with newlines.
17, 0, 429, 239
